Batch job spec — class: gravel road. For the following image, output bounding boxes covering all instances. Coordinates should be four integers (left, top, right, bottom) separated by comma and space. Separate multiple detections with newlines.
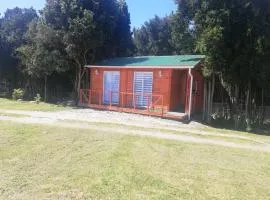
1, 108, 270, 152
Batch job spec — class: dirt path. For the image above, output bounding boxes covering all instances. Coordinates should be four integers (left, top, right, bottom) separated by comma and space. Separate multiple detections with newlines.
0, 109, 266, 142
0, 109, 270, 152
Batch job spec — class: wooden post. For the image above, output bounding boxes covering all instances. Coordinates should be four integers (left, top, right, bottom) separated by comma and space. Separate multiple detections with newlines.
147, 95, 150, 114
121, 93, 124, 111
161, 95, 164, 117
110, 91, 112, 109
79, 89, 83, 105
99, 91, 102, 106
133, 93, 136, 111
188, 69, 194, 121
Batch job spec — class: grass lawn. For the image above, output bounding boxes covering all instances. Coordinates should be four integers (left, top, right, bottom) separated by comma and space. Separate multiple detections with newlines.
0, 98, 68, 111
0, 121, 270, 200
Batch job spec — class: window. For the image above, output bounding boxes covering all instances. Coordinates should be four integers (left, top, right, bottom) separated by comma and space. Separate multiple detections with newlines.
134, 72, 153, 107
103, 71, 120, 105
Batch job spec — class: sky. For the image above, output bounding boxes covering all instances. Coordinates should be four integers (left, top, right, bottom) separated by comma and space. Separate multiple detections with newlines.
126, 0, 176, 28
0, 0, 176, 28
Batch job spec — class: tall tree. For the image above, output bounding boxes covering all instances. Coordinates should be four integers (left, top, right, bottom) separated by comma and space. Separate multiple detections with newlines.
114, 0, 134, 56
170, 1, 196, 54
133, 15, 174, 56
176, 0, 270, 129
17, 19, 69, 101
133, 26, 150, 56
64, 9, 96, 100
0, 7, 37, 88
133, 13, 195, 56
80, 0, 133, 59
21, 0, 134, 101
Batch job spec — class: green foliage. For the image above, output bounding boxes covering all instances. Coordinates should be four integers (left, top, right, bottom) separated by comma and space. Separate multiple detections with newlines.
12, 88, 24, 100
0, 8, 37, 88
133, 15, 175, 56
176, 0, 270, 128
133, 13, 195, 56
63, 9, 95, 65
170, 2, 196, 54
1, 7, 37, 47
1, 0, 133, 101
17, 20, 69, 78
9, 0, 133, 101
188, 0, 270, 86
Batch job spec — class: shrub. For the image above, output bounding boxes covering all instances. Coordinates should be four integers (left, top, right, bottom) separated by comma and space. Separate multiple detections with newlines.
34, 93, 41, 104
12, 89, 24, 100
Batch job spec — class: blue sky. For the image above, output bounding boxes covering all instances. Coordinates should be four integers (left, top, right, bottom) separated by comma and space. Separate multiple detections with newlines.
0, 0, 176, 28
126, 0, 176, 28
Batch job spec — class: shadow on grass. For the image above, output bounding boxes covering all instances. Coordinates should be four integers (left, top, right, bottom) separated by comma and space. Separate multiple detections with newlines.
191, 115, 270, 136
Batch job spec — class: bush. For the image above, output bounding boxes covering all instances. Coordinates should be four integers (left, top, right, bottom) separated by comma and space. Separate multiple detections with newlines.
34, 93, 41, 104
12, 89, 24, 100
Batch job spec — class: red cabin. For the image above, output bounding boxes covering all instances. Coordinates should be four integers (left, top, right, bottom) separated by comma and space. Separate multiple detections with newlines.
80, 55, 205, 120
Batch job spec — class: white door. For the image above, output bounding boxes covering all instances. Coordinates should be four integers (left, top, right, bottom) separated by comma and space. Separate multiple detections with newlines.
134, 72, 153, 107
103, 71, 120, 105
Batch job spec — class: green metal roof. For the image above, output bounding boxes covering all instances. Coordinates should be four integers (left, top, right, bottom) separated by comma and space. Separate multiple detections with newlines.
88, 55, 205, 69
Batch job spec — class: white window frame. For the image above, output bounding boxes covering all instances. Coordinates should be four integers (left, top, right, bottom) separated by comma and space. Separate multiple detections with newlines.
133, 72, 153, 108
103, 71, 120, 105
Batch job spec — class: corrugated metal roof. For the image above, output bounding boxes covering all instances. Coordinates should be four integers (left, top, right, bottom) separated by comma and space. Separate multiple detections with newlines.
86, 55, 205, 69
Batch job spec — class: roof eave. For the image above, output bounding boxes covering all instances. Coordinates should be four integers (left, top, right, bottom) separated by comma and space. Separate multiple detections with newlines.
84, 65, 196, 69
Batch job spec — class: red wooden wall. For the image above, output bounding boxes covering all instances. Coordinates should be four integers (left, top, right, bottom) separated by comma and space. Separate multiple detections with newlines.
170, 70, 187, 112
90, 68, 172, 111
90, 66, 204, 114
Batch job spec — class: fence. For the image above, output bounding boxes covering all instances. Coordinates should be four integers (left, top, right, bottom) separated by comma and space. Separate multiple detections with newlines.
80, 89, 165, 117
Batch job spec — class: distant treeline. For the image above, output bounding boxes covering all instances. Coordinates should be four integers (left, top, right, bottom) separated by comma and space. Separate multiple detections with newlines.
0, 0, 134, 101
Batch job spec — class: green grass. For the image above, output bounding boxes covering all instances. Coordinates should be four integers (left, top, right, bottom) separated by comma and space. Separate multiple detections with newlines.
0, 98, 68, 111
62, 120, 270, 145
202, 126, 270, 143
0, 121, 269, 200
0, 112, 30, 118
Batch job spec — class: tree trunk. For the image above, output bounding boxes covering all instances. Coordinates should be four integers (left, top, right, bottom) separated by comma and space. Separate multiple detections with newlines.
233, 84, 240, 129
219, 74, 235, 119
24, 78, 30, 99
205, 75, 215, 123
203, 80, 207, 121
210, 74, 215, 117
261, 89, 265, 125
207, 78, 211, 123
75, 65, 83, 105
245, 81, 251, 131
44, 75, 47, 102
76, 70, 81, 104
74, 68, 78, 98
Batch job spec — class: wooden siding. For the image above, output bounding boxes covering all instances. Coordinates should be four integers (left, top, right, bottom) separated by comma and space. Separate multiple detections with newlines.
185, 66, 204, 114
90, 68, 172, 112
90, 66, 204, 115
170, 70, 187, 111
